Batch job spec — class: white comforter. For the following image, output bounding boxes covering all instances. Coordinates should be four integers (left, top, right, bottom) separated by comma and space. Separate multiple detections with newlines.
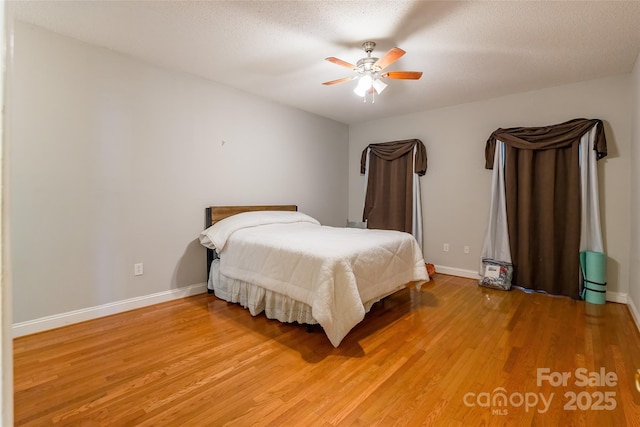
200, 211, 428, 347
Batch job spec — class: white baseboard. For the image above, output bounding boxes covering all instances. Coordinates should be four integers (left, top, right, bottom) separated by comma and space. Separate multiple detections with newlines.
13, 277, 639, 338
434, 265, 480, 280
628, 296, 640, 335
434, 265, 628, 304
605, 291, 627, 304
12, 282, 208, 338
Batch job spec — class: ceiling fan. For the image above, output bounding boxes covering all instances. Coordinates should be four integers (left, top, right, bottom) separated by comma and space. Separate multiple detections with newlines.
322, 41, 423, 102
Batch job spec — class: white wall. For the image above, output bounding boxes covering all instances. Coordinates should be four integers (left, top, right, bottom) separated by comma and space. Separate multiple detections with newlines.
629, 54, 640, 326
1, 2, 13, 424
11, 23, 349, 326
349, 75, 632, 298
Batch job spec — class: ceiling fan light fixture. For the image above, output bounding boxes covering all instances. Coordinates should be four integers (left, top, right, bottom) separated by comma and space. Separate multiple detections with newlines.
324, 41, 422, 102
372, 78, 387, 94
354, 74, 373, 97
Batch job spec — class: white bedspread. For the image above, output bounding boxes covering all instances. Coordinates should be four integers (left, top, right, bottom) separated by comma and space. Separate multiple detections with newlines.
213, 214, 428, 347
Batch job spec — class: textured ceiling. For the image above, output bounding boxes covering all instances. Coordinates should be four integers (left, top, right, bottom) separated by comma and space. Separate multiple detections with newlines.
11, 0, 640, 125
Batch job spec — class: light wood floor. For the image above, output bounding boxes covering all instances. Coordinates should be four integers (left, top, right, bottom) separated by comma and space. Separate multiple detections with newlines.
14, 274, 640, 426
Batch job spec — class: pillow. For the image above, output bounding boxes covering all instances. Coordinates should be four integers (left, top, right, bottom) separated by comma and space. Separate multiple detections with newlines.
199, 210, 320, 251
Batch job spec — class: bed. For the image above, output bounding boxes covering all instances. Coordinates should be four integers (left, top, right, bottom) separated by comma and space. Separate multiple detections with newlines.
199, 205, 429, 347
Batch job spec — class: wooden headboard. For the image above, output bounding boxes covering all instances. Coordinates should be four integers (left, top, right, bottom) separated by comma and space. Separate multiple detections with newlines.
204, 205, 298, 281
205, 205, 298, 228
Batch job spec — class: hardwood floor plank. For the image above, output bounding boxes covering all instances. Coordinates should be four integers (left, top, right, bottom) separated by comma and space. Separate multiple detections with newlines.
14, 274, 640, 426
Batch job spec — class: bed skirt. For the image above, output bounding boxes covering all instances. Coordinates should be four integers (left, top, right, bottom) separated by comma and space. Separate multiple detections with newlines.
208, 260, 382, 326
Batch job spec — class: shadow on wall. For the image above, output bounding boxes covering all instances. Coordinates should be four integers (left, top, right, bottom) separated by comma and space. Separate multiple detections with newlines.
602, 120, 619, 158
606, 257, 619, 299
172, 238, 207, 288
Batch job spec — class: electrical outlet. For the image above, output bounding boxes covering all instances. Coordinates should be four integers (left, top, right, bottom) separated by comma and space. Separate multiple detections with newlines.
134, 263, 144, 276
464, 246, 470, 254
443, 243, 449, 252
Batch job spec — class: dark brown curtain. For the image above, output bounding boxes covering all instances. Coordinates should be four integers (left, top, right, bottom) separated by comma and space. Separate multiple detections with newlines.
485, 119, 606, 297
360, 139, 427, 232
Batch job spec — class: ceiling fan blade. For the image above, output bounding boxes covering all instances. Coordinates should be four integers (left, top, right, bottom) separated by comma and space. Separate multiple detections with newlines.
381, 71, 423, 80
374, 47, 406, 70
325, 57, 357, 70
322, 76, 356, 86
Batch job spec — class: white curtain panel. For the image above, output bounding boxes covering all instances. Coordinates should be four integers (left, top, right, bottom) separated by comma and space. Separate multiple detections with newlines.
412, 146, 423, 251
579, 126, 604, 253
480, 140, 512, 274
